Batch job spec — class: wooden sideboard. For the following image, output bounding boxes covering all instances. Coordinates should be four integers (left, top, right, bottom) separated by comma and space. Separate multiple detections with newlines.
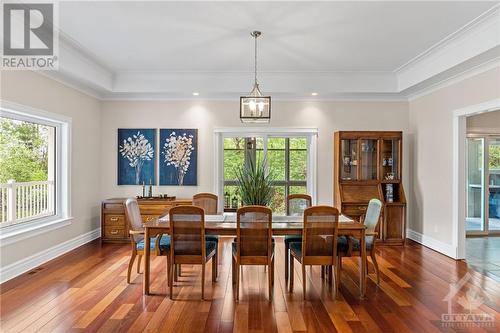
334, 131, 407, 245
101, 198, 192, 243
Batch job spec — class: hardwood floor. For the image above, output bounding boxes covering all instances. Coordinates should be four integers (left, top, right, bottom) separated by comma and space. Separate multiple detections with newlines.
1, 237, 499, 332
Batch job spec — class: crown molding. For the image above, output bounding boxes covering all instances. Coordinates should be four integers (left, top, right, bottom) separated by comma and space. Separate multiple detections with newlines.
396, 4, 500, 91
405, 51, 500, 101
27, 5, 499, 102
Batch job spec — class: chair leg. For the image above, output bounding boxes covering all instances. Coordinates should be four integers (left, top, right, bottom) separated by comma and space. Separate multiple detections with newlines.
335, 257, 340, 293
136, 255, 142, 274
178, 264, 182, 277
371, 251, 380, 285
212, 256, 216, 283
285, 243, 289, 281
232, 256, 235, 285
268, 262, 273, 302
166, 254, 171, 287
215, 248, 218, 277
235, 262, 240, 301
174, 264, 178, 282
201, 262, 205, 300
328, 266, 333, 286
289, 256, 294, 292
271, 257, 275, 286
335, 257, 342, 291
302, 262, 306, 300
127, 252, 136, 284
321, 265, 325, 279
169, 260, 174, 300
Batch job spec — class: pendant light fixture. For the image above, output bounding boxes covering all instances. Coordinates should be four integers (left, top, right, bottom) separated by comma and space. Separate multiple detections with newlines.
240, 31, 271, 123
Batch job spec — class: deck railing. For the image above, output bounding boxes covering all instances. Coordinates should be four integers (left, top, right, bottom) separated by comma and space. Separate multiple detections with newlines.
0, 180, 55, 226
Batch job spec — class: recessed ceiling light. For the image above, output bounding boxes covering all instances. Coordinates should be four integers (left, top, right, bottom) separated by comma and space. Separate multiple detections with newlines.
192, 92, 199, 96
311, 92, 318, 96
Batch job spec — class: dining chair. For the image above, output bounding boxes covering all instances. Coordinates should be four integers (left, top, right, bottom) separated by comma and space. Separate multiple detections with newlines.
284, 194, 312, 281
343, 198, 383, 284
124, 198, 171, 285
289, 206, 342, 299
232, 206, 274, 301
169, 205, 217, 300
186, 193, 219, 277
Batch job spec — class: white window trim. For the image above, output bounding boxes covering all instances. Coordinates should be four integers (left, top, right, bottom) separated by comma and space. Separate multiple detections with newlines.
0, 100, 72, 246
213, 127, 318, 213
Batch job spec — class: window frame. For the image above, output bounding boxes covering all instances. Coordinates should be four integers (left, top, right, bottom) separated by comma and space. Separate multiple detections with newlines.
214, 128, 318, 214
0, 100, 72, 246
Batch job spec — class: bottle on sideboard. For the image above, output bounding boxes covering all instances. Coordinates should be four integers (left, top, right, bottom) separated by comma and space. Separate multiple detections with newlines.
142, 181, 146, 198
224, 192, 230, 208
148, 179, 153, 197
231, 196, 238, 209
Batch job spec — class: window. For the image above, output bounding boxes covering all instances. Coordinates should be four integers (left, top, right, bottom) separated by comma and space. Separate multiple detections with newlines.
0, 102, 71, 238
216, 129, 317, 215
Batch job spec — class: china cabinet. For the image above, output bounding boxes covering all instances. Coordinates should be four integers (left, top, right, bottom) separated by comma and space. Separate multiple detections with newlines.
334, 131, 406, 245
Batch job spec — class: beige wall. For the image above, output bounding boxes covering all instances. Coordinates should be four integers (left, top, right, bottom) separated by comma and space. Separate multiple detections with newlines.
467, 110, 500, 133
4, 66, 496, 270
100, 100, 409, 205
408, 67, 500, 247
1, 71, 102, 267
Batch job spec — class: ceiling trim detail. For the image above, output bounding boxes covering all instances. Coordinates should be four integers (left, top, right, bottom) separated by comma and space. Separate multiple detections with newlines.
36, 5, 500, 101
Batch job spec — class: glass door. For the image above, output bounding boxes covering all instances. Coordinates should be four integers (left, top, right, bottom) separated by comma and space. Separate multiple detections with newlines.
466, 136, 500, 235
488, 138, 500, 232
340, 139, 358, 180
381, 139, 400, 180
360, 139, 378, 180
466, 138, 485, 233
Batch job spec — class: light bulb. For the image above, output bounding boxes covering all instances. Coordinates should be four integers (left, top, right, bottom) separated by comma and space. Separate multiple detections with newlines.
258, 101, 264, 112
249, 100, 256, 112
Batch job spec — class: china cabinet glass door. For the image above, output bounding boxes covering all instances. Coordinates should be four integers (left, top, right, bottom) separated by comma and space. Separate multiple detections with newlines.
360, 139, 377, 180
381, 139, 400, 180
340, 139, 358, 180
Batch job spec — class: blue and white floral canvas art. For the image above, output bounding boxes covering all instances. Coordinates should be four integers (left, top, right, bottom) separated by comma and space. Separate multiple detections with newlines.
159, 129, 198, 186
118, 129, 156, 185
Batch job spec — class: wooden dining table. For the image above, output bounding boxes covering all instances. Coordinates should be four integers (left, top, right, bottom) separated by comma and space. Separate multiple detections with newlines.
142, 213, 367, 297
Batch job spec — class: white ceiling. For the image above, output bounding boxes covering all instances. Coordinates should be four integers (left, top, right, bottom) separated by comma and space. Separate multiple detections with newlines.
47, 1, 500, 99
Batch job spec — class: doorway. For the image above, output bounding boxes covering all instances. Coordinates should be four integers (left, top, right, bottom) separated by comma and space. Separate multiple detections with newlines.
464, 110, 500, 279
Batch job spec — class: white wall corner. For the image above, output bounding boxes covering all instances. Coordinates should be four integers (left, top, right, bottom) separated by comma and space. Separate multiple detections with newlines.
0, 228, 101, 284
406, 229, 457, 259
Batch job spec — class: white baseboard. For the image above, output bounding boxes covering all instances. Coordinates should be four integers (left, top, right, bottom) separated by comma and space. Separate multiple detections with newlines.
407, 229, 457, 259
0, 228, 101, 284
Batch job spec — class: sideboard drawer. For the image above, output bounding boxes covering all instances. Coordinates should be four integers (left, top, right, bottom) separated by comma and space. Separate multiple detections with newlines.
105, 214, 125, 226
104, 226, 126, 239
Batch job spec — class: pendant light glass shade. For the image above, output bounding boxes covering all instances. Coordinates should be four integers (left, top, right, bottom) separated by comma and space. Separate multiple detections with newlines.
240, 31, 271, 123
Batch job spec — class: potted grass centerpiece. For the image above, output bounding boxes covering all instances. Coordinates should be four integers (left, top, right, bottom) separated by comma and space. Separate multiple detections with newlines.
235, 159, 274, 207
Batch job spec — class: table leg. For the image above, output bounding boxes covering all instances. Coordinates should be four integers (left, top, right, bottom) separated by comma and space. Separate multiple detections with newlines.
144, 228, 150, 295
360, 229, 366, 298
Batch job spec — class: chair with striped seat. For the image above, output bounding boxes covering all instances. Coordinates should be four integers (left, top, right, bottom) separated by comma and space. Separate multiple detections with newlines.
124, 198, 171, 285
284, 194, 312, 281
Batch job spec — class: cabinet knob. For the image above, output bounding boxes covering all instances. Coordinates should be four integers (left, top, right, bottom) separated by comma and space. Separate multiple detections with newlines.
110, 217, 119, 222
110, 229, 119, 235
359, 206, 367, 211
